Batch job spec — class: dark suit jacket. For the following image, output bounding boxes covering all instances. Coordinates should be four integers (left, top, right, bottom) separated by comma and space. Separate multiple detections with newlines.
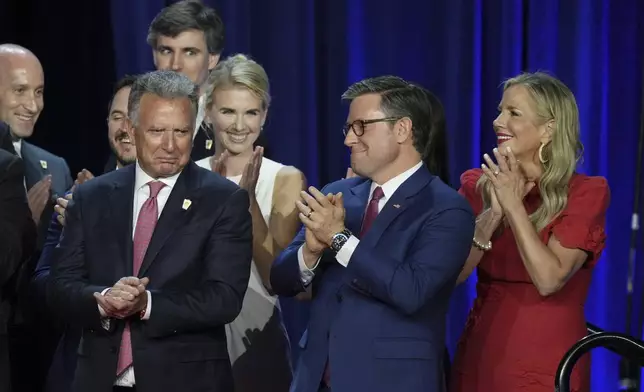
270, 166, 475, 392
32, 162, 129, 392
0, 149, 33, 330
48, 161, 253, 392
0, 148, 34, 392
0, 123, 15, 155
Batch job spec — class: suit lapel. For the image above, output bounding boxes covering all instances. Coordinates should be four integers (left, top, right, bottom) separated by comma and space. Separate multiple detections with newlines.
21, 142, 49, 190
346, 180, 371, 234
138, 162, 200, 277
362, 167, 433, 245
109, 165, 135, 276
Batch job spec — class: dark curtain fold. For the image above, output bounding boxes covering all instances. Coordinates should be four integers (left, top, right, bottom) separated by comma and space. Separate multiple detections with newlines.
2, 0, 644, 389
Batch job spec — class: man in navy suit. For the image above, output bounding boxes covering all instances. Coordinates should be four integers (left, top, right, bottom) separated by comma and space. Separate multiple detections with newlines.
48, 70, 253, 392
270, 76, 475, 392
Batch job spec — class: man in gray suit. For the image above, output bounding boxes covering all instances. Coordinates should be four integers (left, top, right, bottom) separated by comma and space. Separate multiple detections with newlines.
0, 43, 73, 392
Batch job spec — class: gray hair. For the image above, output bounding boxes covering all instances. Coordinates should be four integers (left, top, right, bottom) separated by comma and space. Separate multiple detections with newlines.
128, 70, 199, 126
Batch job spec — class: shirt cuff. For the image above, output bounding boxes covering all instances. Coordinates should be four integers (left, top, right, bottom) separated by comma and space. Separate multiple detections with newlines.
298, 246, 320, 286
98, 288, 110, 318
335, 235, 359, 267
141, 290, 152, 320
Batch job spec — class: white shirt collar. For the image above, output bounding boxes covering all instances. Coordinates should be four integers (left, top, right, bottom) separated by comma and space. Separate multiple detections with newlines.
134, 161, 181, 192
13, 139, 22, 157
369, 161, 424, 201
193, 93, 207, 140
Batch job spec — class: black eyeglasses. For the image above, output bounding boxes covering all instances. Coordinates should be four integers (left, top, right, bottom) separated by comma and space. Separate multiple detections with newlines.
342, 117, 401, 137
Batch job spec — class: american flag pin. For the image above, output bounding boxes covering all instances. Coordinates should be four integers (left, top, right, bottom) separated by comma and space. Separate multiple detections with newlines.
182, 199, 192, 210
393, 204, 401, 208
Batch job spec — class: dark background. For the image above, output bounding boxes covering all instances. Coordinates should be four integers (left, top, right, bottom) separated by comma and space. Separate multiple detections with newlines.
2, 0, 644, 390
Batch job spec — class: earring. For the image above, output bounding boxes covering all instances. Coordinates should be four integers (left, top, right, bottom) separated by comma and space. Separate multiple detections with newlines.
538, 143, 548, 164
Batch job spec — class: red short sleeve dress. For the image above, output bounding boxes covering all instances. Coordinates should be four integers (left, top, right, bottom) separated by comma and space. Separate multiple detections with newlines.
450, 169, 610, 392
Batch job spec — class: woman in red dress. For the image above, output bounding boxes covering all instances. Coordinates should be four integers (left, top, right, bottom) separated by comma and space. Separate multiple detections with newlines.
450, 72, 610, 392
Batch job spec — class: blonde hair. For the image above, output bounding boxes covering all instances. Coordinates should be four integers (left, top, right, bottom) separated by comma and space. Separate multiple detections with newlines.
205, 53, 270, 110
478, 72, 583, 231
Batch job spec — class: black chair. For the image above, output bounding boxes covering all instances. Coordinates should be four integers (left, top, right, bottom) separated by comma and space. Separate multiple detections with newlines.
555, 330, 644, 392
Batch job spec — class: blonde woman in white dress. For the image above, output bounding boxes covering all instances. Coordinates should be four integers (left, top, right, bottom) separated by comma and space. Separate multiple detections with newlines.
196, 54, 306, 392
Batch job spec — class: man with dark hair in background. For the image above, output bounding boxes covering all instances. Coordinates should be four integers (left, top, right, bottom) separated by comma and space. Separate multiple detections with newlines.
148, 0, 224, 161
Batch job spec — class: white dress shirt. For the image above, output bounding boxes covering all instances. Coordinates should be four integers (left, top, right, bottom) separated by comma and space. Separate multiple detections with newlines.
194, 93, 206, 140
298, 161, 424, 285
98, 161, 181, 386
12, 139, 22, 157
12, 139, 27, 191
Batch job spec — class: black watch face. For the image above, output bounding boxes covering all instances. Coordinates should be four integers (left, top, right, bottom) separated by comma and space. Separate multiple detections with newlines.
332, 234, 348, 251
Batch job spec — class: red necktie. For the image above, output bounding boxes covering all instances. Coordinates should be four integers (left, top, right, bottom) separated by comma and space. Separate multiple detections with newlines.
116, 181, 166, 376
322, 186, 385, 386
359, 186, 384, 237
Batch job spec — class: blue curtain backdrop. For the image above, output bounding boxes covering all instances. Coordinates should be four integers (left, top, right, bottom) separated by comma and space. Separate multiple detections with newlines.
106, 0, 643, 390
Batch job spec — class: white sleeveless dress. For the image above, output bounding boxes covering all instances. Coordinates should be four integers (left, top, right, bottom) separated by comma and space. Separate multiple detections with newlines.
196, 156, 292, 392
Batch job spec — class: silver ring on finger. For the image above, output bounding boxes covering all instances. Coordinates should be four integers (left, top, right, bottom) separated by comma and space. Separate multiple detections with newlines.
306, 210, 312, 218
494, 170, 500, 176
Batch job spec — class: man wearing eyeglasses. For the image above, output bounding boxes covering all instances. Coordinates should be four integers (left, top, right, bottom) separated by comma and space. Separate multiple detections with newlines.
271, 76, 475, 392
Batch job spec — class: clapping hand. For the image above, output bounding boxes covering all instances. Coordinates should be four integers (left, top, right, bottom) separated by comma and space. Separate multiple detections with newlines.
210, 150, 229, 176
94, 277, 149, 319
55, 169, 96, 227
295, 187, 346, 247
54, 192, 73, 226
481, 147, 535, 214
239, 146, 263, 197
27, 175, 52, 224
75, 169, 95, 186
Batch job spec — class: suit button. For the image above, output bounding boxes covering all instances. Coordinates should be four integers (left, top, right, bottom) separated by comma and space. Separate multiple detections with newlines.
110, 347, 117, 354
173, 330, 178, 334
336, 293, 343, 303
89, 328, 94, 333
352, 279, 358, 284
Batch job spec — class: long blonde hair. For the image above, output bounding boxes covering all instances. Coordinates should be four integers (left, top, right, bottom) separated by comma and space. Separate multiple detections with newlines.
205, 53, 271, 110
477, 72, 583, 231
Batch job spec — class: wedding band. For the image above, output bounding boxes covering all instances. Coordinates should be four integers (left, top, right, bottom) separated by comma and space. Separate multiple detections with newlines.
494, 170, 500, 175
306, 211, 312, 218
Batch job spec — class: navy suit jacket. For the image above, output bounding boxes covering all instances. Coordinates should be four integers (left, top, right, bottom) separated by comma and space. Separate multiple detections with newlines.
270, 166, 475, 392
47, 161, 253, 392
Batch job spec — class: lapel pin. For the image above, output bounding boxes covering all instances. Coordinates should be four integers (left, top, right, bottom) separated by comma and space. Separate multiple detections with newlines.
40, 160, 48, 169
182, 199, 192, 211
393, 204, 401, 208
205, 140, 213, 150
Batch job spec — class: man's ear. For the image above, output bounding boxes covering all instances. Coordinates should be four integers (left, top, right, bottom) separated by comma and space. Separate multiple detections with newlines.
208, 53, 220, 71
395, 117, 413, 144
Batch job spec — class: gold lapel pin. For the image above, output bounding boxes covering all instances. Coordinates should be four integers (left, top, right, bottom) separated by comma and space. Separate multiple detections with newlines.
393, 204, 401, 208
205, 140, 213, 150
182, 199, 192, 211
40, 160, 48, 169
